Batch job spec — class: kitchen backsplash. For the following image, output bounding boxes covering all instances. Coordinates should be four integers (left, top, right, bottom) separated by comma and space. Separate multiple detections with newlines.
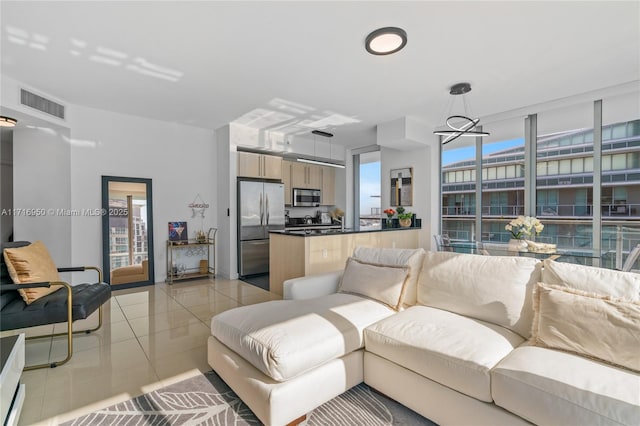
287, 206, 332, 219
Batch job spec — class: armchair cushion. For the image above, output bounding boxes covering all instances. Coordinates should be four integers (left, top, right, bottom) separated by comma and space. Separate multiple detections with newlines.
3, 240, 63, 304
0, 282, 111, 331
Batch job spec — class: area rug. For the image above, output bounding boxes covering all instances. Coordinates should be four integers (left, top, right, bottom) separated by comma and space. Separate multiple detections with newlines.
62, 370, 436, 425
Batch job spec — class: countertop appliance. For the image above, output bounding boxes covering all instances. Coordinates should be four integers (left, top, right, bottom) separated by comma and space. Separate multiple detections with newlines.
238, 181, 285, 277
293, 188, 321, 207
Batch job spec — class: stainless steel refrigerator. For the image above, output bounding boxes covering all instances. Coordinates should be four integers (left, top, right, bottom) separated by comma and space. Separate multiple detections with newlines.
238, 180, 285, 277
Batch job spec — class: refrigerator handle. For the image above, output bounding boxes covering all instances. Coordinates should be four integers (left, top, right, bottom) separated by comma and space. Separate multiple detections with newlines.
266, 194, 270, 225
260, 192, 263, 225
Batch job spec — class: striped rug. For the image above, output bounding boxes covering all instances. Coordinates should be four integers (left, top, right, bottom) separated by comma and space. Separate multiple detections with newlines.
62, 370, 436, 425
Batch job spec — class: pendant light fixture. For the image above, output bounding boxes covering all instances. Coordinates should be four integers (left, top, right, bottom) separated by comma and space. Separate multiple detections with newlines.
0, 116, 17, 127
433, 82, 489, 145
297, 130, 345, 169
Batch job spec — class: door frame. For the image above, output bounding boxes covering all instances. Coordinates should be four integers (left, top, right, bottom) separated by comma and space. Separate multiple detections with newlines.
101, 175, 155, 288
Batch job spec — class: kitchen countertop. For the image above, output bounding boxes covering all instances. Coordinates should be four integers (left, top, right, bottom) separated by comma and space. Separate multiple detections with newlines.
284, 224, 342, 231
271, 225, 421, 237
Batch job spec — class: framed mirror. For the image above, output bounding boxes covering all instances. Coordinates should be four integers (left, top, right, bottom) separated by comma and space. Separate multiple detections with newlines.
390, 167, 413, 206
101, 176, 154, 288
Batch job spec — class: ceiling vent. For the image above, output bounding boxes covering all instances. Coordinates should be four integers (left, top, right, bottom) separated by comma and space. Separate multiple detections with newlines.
20, 89, 65, 120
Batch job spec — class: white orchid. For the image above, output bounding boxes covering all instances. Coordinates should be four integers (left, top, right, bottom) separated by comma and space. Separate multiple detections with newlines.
505, 216, 543, 239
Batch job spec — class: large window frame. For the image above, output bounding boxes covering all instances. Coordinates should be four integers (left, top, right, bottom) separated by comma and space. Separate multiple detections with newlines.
440, 98, 640, 269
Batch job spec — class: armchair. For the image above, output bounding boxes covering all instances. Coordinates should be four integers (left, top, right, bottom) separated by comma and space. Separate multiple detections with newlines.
1, 241, 111, 370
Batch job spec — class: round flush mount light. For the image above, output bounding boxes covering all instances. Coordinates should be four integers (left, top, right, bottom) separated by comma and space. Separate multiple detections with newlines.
0, 116, 17, 127
365, 27, 407, 55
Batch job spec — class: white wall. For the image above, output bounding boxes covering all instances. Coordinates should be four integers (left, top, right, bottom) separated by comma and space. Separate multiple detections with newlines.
12, 121, 72, 270
216, 124, 234, 279
380, 143, 437, 251
68, 105, 216, 283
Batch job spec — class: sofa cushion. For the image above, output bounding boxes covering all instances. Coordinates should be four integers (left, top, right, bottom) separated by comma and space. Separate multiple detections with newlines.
352, 246, 426, 306
339, 257, 410, 310
364, 306, 525, 402
3, 240, 63, 304
492, 345, 640, 426
211, 293, 395, 382
542, 259, 640, 301
532, 282, 640, 373
417, 251, 541, 338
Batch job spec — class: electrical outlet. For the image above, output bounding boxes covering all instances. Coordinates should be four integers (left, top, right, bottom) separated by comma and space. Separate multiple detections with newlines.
392, 241, 396, 248
322, 248, 328, 258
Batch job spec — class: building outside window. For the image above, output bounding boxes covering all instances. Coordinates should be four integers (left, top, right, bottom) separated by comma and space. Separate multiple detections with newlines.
441, 96, 640, 270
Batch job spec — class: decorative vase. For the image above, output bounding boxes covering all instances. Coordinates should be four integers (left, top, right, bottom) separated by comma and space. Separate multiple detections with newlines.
385, 217, 394, 228
508, 238, 528, 252
399, 218, 412, 227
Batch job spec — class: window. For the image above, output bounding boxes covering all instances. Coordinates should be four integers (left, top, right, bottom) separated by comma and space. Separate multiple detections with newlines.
439, 96, 640, 270
357, 150, 381, 230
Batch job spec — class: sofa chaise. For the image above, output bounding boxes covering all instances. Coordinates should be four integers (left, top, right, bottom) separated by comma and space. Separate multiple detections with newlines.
208, 248, 640, 425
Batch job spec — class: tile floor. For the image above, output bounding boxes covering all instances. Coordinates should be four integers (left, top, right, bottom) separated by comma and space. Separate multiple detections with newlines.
2, 277, 280, 425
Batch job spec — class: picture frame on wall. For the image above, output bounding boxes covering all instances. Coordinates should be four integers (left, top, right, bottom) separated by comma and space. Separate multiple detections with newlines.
168, 221, 188, 242
390, 167, 413, 207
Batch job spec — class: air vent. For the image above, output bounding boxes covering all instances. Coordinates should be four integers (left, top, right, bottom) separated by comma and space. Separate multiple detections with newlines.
20, 89, 65, 120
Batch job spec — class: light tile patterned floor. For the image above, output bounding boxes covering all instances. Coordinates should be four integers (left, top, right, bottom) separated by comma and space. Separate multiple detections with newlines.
1, 277, 279, 426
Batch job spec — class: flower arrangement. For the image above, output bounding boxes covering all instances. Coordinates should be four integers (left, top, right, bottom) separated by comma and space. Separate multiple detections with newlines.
505, 216, 544, 239
383, 208, 396, 219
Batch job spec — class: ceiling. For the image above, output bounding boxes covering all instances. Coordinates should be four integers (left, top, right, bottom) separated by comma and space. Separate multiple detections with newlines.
1, 1, 639, 148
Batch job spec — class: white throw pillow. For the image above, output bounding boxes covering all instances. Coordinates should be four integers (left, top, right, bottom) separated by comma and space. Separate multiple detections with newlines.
339, 257, 410, 311
542, 260, 640, 301
352, 246, 426, 306
418, 251, 542, 338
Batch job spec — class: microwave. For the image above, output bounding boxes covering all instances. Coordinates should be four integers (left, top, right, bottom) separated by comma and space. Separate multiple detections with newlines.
293, 188, 321, 207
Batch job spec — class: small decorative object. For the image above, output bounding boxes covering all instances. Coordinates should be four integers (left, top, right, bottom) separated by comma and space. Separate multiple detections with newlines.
508, 239, 529, 252
397, 207, 413, 227
383, 208, 396, 228
505, 216, 544, 251
199, 259, 208, 274
168, 222, 188, 242
195, 230, 207, 243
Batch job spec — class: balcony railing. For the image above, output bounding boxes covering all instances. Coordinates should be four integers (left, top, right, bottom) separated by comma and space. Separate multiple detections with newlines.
442, 203, 640, 218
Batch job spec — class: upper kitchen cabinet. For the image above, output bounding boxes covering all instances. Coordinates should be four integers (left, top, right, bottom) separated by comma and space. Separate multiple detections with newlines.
237, 152, 282, 180
291, 162, 322, 190
282, 160, 293, 205
321, 166, 336, 206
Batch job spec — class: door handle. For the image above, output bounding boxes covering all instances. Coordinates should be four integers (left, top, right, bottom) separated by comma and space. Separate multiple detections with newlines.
260, 193, 263, 225
266, 194, 270, 225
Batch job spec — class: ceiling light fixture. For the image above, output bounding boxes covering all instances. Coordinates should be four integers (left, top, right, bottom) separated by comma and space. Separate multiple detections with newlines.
0, 116, 17, 127
298, 130, 345, 169
433, 82, 489, 145
365, 27, 407, 55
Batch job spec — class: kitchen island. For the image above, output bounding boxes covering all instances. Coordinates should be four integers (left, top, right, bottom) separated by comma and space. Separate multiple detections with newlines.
268, 226, 420, 295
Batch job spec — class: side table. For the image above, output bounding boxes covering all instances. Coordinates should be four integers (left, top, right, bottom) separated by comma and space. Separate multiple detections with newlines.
0, 334, 26, 426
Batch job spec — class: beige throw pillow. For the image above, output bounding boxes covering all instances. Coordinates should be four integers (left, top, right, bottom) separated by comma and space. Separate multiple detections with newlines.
3, 241, 63, 304
532, 282, 640, 373
338, 257, 410, 311
352, 247, 426, 306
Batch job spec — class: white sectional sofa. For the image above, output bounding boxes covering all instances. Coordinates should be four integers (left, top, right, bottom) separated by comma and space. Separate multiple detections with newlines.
208, 248, 640, 425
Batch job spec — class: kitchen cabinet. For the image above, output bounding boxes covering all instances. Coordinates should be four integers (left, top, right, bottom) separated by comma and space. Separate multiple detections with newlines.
321, 166, 336, 205
269, 228, 419, 295
291, 162, 322, 190
237, 152, 282, 180
282, 160, 293, 205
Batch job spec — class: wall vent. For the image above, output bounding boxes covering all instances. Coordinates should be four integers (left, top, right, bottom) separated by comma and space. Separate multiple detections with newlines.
20, 89, 65, 120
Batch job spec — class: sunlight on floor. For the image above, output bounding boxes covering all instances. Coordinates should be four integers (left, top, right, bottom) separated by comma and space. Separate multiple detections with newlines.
3, 278, 280, 425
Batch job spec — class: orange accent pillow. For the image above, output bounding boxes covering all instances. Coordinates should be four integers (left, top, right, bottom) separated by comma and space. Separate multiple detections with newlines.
3, 241, 63, 304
